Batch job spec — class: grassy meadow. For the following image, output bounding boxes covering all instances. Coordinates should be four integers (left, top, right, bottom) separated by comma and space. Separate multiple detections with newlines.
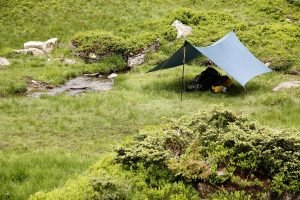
0, 0, 299, 199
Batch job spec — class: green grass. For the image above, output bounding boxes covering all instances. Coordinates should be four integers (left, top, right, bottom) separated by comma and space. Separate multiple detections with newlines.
0, 151, 94, 200
1, 65, 299, 199
0, 0, 299, 199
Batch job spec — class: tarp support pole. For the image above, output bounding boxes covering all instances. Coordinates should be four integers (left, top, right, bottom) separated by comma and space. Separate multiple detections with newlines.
181, 43, 186, 101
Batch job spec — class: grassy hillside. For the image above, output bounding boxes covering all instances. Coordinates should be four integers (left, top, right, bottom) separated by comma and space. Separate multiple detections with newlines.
0, 0, 299, 199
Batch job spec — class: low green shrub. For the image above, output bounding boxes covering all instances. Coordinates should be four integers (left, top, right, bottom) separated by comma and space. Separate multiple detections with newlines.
116, 107, 300, 198
71, 31, 126, 61
71, 30, 159, 65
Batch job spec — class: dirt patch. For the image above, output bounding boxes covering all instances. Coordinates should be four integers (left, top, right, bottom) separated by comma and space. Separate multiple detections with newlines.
27, 76, 113, 98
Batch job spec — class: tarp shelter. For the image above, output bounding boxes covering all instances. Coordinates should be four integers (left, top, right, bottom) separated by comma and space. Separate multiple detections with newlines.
148, 31, 272, 88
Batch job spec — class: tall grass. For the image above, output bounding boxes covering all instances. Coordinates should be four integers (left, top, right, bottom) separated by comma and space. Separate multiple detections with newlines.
0, 151, 94, 200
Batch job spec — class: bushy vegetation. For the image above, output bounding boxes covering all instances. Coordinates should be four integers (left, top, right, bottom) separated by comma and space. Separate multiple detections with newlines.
72, 5, 299, 70
115, 107, 300, 198
71, 31, 158, 62
30, 108, 300, 199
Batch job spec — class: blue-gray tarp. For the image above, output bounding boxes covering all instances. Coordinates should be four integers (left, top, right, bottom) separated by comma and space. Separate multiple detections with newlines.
148, 31, 272, 86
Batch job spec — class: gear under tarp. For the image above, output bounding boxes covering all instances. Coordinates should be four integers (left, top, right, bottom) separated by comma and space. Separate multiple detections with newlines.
148, 31, 272, 87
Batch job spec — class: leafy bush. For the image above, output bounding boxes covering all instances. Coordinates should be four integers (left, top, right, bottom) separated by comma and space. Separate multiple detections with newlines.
116, 107, 300, 198
71, 31, 126, 61
71, 30, 158, 64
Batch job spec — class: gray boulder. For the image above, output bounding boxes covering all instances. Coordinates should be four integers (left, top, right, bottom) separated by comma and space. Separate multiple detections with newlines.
19, 38, 58, 56
107, 73, 118, 79
24, 41, 44, 50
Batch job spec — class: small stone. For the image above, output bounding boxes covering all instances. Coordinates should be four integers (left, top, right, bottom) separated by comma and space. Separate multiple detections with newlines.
89, 53, 97, 59
217, 168, 225, 176
273, 81, 300, 91
63, 58, 77, 65
31, 80, 38, 85
107, 73, 118, 79
83, 73, 100, 77
265, 62, 271, 67
0, 57, 10, 67
14, 48, 45, 56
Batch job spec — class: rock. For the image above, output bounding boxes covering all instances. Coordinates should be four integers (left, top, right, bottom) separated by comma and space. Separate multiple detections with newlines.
127, 53, 146, 68
288, 70, 300, 76
216, 168, 226, 176
265, 62, 271, 67
273, 81, 300, 91
27, 79, 54, 93
22, 38, 58, 55
127, 39, 160, 68
43, 38, 58, 54
107, 73, 117, 79
83, 73, 100, 77
14, 48, 45, 56
89, 53, 98, 59
0, 57, 10, 67
63, 58, 77, 65
31, 80, 38, 85
24, 41, 44, 50
172, 20, 192, 39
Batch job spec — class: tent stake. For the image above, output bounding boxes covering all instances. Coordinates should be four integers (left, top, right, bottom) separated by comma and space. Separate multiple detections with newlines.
181, 43, 186, 101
